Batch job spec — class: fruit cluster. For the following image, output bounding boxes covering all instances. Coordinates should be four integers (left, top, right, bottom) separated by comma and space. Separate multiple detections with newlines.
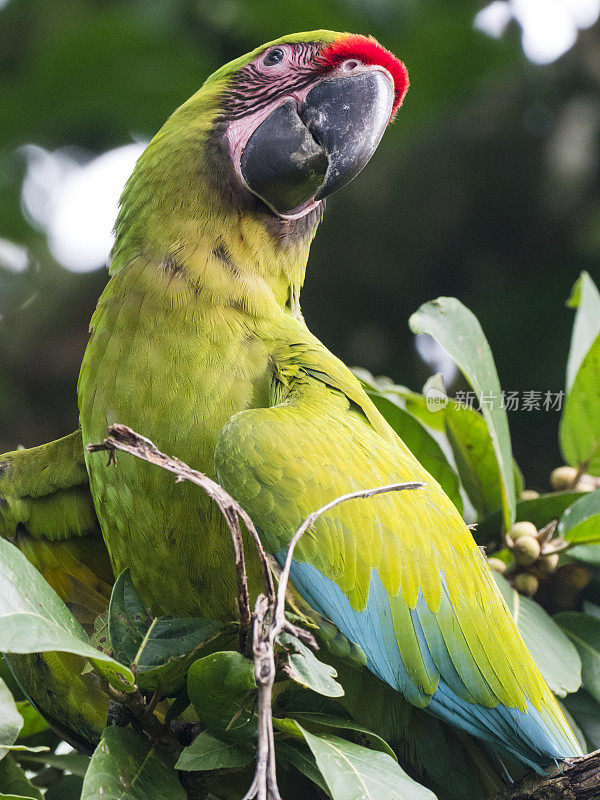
486, 463, 598, 601
488, 520, 559, 597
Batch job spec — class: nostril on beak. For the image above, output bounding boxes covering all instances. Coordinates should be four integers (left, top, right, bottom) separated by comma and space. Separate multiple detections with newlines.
342, 59, 360, 72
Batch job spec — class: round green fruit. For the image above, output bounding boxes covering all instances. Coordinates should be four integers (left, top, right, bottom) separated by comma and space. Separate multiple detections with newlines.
509, 521, 538, 541
550, 465, 578, 491
520, 489, 540, 501
512, 536, 541, 567
487, 558, 507, 575
514, 573, 539, 597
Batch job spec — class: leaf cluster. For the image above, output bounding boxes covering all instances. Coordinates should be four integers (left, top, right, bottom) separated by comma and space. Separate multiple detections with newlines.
0, 560, 430, 799
358, 272, 600, 760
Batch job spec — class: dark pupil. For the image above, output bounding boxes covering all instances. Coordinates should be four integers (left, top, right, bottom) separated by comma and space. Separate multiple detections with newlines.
264, 48, 284, 66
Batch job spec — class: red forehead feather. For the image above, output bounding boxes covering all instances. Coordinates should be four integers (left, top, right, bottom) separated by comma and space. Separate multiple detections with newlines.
317, 35, 409, 121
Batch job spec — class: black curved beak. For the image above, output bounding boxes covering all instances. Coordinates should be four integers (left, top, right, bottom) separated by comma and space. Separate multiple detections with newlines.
240, 69, 394, 217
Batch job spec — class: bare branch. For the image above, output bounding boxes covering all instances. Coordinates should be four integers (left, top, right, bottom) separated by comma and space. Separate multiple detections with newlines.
88, 424, 275, 649
105, 684, 181, 756
490, 750, 600, 800
243, 595, 281, 800
244, 480, 424, 800
275, 482, 424, 636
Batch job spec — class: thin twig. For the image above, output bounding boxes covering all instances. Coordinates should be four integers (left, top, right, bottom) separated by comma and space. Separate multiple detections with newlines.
569, 462, 589, 491
275, 482, 424, 635
243, 480, 424, 800
147, 689, 161, 715
88, 424, 275, 649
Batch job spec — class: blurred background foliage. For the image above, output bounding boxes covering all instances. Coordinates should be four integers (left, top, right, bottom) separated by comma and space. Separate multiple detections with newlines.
1, 0, 599, 487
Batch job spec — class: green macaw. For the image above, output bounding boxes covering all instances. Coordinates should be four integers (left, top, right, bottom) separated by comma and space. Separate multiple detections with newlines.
0, 29, 581, 792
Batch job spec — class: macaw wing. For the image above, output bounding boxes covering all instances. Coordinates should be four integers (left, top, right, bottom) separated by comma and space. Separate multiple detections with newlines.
0, 429, 112, 623
0, 430, 112, 747
0, 429, 98, 541
215, 329, 579, 770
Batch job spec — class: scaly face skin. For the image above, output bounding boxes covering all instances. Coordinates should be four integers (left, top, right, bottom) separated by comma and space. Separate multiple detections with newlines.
225, 39, 402, 218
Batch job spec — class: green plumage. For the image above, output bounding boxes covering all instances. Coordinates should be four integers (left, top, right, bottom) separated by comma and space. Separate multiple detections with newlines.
0, 29, 580, 792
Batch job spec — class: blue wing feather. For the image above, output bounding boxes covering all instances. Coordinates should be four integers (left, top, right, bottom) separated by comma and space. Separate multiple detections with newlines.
285, 556, 580, 771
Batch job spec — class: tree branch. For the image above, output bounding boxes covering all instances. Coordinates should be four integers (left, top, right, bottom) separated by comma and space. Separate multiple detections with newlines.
490, 750, 600, 800
88, 423, 275, 651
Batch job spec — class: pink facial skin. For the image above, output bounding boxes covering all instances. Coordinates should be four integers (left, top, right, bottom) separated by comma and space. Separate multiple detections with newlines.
225, 43, 395, 220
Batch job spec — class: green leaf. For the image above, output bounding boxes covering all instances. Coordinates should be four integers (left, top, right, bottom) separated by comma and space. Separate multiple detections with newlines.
354, 368, 445, 432
283, 720, 436, 800
81, 727, 185, 800
14, 703, 47, 740
276, 742, 331, 795
175, 731, 253, 771
187, 651, 256, 737
558, 490, 600, 545
0, 679, 22, 761
402, 389, 447, 432
566, 272, 600, 394
165, 688, 191, 724
88, 612, 111, 658
108, 570, 153, 666
17, 750, 90, 777
445, 402, 503, 519
364, 370, 524, 525
44, 775, 84, 800
0, 796, 38, 800
555, 612, 600, 704
568, 544, 600, 565
109, 570, 223, 691
494, 574, 581, 696
561, 688, 600, 751
0, 755, 42, 800
367, 392, 462, 512
410, 297, 515, 528
136, 616, 225, 691
0, 658, 24, 702
0, 539, 134, 692
561, 332, 600, 476
279, 712, 396, 760
278, 633, 344, 698
557, 698, 587, 753
274, 687, 351, 719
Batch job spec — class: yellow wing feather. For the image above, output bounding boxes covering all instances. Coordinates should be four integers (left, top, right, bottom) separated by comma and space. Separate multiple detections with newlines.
215, 317, 579, 762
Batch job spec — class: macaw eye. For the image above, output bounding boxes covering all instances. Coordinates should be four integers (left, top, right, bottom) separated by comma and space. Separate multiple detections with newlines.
263, 48, 285, 66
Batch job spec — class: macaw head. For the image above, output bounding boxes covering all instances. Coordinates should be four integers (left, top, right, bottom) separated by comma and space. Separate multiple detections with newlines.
202, 31, 409, 220
113, 32, 408, 281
